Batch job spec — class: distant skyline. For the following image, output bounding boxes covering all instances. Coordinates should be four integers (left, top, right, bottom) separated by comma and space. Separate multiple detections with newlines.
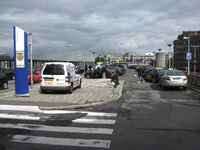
0, 0, 199, 61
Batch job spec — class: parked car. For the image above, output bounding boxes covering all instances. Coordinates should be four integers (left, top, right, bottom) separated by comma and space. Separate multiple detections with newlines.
76, 66, 85, 74
40, 62, 82, 94
144, 68, 165, 83
141, 67, 154, 78
84, 67, 116, 79
107, 66, 125, 75
0, 69, 15, 80
141, 66, 151, 74
0, 72, 8, 90
159, 70, 188, 90
28, 69, 42, 84
109, 64, 127, 72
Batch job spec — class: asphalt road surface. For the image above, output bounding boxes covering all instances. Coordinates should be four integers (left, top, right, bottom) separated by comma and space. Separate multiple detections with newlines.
0, 69, 200, 150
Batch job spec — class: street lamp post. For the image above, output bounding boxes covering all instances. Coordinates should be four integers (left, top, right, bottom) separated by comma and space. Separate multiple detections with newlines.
183, 37, 190, 76
67, 45, 72, 62
158, 49, 162, 68
99, 54, 101, 62
191, 45, 199, 73
93, 52, 95, 64
84, 52, 87, 73
28, 33, 33, 86
152, 52, 155, 67
167, 44, 172, 69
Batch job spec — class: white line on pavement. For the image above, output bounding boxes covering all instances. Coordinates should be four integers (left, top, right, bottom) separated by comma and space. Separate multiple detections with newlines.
0, 105, 42, 113
72, 118, 116, 124
0, 114, 40, 120
0, 123, 113, 134
0, 105, 117, 117
11, 135, 111, 148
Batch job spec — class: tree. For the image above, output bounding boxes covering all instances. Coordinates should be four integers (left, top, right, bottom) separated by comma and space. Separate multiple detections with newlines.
95, 57, 104, 63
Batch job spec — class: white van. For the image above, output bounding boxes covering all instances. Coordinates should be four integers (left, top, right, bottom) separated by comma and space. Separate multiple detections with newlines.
40, 62, 82, 94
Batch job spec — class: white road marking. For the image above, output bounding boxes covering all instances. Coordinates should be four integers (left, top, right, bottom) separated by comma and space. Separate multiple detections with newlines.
0, 105, 42, 113
72, 118, 116, 124
0, 113, 40, 120
0, 104, 117, 117
11, 135, 111, 148
0, 123, 113, 134
43, 110, 117, 117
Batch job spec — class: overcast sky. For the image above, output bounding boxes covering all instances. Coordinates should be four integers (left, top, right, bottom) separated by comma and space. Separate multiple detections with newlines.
0, 0, 200, 61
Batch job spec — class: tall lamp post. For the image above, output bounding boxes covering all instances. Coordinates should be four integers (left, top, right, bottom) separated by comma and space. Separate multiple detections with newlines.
84, 52, 87, 73
152, 52, 155, 67
183, 37, 190, 76
93, 52, 95, 64
191, 45, 199, 73
167, 44, 172, 69
67, 45, 72, 62
28, 33, 33, 86
99, 54, 101, 62
158, 49, 162, 68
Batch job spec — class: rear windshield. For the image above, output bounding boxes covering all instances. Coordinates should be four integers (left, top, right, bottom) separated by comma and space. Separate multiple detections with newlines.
43, 64, 64, 75
106, 67, 115, 72
157, 69, 165, 73
167, 71, 185, 76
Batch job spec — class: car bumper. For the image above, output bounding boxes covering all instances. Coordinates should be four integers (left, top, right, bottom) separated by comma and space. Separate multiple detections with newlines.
163, 81, 187, 87
40, 86, 71, 91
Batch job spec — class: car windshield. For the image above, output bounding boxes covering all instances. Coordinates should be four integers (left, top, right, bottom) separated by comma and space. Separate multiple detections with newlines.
167, 71, 185, 76
43, 64, 64, 75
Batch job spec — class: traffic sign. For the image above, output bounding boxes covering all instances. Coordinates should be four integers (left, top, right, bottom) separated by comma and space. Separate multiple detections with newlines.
186, 53, 192, 60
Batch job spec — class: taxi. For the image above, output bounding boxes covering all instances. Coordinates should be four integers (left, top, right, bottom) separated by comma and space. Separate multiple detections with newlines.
145, 68, 165, 83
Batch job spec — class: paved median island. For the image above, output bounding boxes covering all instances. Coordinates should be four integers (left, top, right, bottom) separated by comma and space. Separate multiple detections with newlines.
1, 79, 124, 110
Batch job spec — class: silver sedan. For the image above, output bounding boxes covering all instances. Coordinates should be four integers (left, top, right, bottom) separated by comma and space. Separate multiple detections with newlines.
159, 70, 188, 90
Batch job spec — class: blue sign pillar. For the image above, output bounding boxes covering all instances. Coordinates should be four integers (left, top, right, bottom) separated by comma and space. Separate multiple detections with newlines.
13, 26, 29, 96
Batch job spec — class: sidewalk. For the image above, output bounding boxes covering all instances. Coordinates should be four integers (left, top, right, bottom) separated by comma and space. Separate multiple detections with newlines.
1, 79, 124, 110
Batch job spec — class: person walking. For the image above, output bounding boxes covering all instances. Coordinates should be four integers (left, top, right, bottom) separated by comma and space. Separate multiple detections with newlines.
102, 64, 106, 79
89, 64, 92, 71
85, 64, 87, 72
137, 66, 145, 83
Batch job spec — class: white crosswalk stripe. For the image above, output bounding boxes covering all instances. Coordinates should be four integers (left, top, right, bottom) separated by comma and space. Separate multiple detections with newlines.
0, 104, 117, 149
11, 135, 111, 148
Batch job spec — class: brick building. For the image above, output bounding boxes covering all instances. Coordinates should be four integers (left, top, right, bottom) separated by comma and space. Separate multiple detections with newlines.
174, 31, 200, 72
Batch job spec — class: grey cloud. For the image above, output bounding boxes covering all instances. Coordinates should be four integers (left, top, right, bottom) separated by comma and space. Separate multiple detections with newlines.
0, 0, 199, 61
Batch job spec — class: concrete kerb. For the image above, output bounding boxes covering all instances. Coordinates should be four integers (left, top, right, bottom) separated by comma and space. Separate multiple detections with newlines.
39, 80, 124, 110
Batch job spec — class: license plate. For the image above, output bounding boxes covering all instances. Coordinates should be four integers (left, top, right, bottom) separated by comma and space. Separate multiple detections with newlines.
45, 78, 53, 81
44, 82, 53, 86
173, 78, 180, 81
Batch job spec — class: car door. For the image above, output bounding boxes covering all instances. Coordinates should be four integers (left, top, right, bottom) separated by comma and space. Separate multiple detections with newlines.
0, 73, 3, 87
146, 70, 153, 80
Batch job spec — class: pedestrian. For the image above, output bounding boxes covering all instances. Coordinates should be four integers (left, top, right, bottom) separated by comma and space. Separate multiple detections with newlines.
89, 64, 92, 71
102, 64, 106, 79
137, 66, 145, 83
110, 72, 119, 88
85, 64, 87, 72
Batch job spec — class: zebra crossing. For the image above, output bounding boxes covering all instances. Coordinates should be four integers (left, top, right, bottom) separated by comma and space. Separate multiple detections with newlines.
0, 105, 117, 149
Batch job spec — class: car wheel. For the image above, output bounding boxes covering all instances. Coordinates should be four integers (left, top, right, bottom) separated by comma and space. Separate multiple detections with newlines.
41, 90, 47, 93
152, 78, 155, 83
161, 83, 166, 90
68, 84, 73, 94
3, 82, 8, 89
78, 80, 82, 88
183, 87, 187, 90
86, 74, 90, 79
